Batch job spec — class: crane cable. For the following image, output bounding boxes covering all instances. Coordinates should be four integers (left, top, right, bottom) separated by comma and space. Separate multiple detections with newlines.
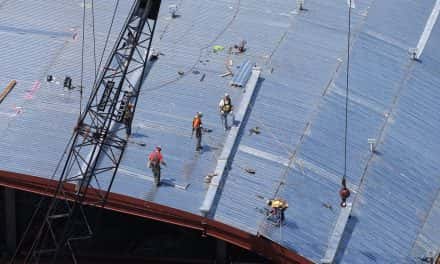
340, 0, 353, 207
79, 0, 86, 116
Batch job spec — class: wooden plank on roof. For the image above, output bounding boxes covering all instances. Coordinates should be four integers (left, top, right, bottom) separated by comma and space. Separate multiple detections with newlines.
0, 80, 17, 104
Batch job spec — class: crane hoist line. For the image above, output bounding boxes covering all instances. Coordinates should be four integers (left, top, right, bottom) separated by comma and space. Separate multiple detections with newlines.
11, 1, 162, 263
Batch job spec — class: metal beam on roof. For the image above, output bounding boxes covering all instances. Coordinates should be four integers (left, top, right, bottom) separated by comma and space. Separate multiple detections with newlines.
321, 203, 353, 264
200, 67, 261, 217
413, 0, 440, 59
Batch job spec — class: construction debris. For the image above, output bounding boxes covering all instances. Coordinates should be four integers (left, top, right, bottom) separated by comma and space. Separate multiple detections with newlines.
177, 71, 185, 76
150, 49, 160, 61
200, 73, 206, 82
244, 168, 256, 174
219, 71, 232, 77
322, 202, 333, 210
204, 172, 218, 183
63, 76, 72, 89
213, 45, 225, 53
220, 58, 233, 77
249, 126, 260, 135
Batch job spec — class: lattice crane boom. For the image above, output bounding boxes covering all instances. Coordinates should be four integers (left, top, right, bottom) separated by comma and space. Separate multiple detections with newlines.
14, 1, 161, 263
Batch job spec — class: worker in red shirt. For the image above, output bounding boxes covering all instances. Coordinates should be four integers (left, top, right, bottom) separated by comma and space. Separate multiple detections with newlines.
148, 146, 166, 186
192, 112, 203, 151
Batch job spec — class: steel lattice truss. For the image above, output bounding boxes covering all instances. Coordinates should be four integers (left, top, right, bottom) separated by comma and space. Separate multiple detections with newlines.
19, 1, 161, 263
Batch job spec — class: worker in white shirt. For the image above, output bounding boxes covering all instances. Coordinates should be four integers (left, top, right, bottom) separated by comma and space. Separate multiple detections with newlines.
218, 93, 233, 130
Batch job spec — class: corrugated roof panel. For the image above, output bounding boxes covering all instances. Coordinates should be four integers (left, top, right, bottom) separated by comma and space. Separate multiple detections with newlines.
335, 5, 440, 262
0, 0, 439, 262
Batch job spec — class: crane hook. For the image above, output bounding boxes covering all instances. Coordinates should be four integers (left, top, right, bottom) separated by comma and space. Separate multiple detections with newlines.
339, 178, 351, 207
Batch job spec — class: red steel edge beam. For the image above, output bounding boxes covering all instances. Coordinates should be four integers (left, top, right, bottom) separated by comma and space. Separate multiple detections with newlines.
0, 170, 312, 264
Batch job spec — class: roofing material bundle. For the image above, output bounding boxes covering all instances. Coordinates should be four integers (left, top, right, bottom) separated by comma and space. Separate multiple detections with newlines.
230, 60, 253, 87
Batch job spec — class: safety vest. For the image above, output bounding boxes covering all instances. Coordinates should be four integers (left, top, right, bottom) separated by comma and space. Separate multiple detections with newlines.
221, 98, 232, 113
271, 199, 288, 209
192, 116, 202, 129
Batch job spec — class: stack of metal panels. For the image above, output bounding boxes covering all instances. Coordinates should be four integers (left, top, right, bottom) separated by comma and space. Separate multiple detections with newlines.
230, 60, 253, 88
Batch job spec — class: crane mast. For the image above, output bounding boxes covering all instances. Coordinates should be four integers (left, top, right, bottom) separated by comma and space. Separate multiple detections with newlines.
16, 1, 161, 263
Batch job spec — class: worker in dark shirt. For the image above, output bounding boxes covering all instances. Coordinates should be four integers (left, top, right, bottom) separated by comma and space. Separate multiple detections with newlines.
123, 103, 134, 135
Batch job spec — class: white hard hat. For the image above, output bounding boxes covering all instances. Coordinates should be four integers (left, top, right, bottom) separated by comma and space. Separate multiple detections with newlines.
224, 93, 229, 97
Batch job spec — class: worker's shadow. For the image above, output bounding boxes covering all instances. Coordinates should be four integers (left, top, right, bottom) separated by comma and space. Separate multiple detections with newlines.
200, 144, 219, 154
130, 132, 148, 139
333, 215, 359, 263
160, 178, 177, 188
283, 220, 298, 230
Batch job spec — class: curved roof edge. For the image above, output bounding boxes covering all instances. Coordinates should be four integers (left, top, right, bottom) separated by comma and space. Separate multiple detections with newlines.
0, 170, 312, 264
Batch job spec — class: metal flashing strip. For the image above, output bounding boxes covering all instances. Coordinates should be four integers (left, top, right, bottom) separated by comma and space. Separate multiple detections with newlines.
0, 170, 312, 264
200, 67, 261, 216
321, 203, 353, 264
238, 145, 290, 166
414, 0, 440, 59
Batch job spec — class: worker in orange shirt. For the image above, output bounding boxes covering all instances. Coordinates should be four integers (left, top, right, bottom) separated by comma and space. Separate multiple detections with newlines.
192, 112, 203, 151
148, 146, 166, 186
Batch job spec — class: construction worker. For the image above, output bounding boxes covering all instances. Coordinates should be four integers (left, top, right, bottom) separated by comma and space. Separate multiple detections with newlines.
218, 93, 233, 130
148, 146, 166, 186
267, 198, 289, 224
124, 103, 134, 135
192, 112, 203, 151
233, 40, 247, 53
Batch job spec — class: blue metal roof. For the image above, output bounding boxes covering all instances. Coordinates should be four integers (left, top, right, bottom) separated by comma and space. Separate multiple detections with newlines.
0, 0, 439, 262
